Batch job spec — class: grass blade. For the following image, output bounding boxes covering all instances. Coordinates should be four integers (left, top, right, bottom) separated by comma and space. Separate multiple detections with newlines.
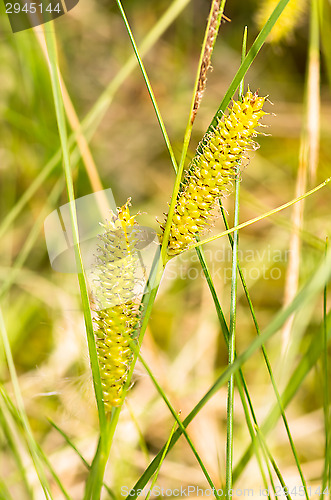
144, 419, 178, 500
114, 0, 179, 175
0, 0, 191, 241
0, 395, 33, 498
281, 0, 320, 361
1, 388, 72, 500
225, 28, 246, 498
188, 176, 331, 252
195, 242, 270, 492
43, 26, 106, 435
0, 309, 54, 499
234, 309, 331, 481
126, 246, 331, 498
257, 429, 293, 500
48, 419, 116, 500
136, 349, 221, 498
220, 206, 309, 499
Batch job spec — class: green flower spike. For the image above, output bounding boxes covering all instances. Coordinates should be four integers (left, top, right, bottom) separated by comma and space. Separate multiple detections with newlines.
161, 89, 268, 256
92, 200, 141, 412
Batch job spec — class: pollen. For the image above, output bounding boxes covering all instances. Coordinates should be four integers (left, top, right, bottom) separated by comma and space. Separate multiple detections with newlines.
161, 89, 268, 256
92, 199, 141, 412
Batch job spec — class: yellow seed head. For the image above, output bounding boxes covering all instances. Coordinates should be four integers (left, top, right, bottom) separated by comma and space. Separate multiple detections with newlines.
94, 302, 139, 412
92, 199, 141, 412
161, 89, 268, 256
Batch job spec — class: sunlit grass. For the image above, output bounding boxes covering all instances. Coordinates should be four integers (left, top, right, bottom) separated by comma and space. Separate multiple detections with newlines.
0, 0, 330, 499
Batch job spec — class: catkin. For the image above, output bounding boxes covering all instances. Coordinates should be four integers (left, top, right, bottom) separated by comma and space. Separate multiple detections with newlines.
94, 302, 139, 412
92, 200, 141, 412
161, 89, 267, 256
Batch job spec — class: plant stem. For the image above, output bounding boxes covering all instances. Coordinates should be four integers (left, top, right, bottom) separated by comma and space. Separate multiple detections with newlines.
221, 205, 309, 499
225, 28, 246, 498
43, 27, 106, 434
126, 246, 331, 500
225, 168, 240, 499
145, 419, 178, 500
196, 243, 270, 494
135, 347, 221, 499
188, 176, 331, 252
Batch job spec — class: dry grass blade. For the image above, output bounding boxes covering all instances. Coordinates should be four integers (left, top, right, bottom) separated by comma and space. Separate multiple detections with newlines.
281, 0, 320, 357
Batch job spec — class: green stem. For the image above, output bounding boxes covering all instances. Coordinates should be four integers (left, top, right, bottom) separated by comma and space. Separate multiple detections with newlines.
221, 206, 309, 500
196, 243, 270, 494
136, 348, 221, 499
188, 176, 331, 252
226, 29, 246, 498
43, 27, 106, 435
225, 165, 240, 499
126, 247, 331, 499
160, 0, 226, 265
145, 419, 178, 500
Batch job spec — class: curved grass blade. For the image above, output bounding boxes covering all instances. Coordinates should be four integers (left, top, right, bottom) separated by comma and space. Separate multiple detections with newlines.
135, 349, 221, 499
188, 177, 331, 252
0, 311, 54, 499
48, 419, 116, 500
0, 396, 33, 498
43, 27, 106, 434
1, 389, 72, 500
0, 0, 191, 241
234, 309, 331, 481
257, 429, 293, 500
126, 247, 331, 498
220, 206, 309, 499
144, 418, 178, 500
0, 479, 14, 500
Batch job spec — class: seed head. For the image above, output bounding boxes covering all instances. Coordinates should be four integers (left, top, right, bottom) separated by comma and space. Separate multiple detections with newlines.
161, 89, 268, 256
91, 199, 141, 412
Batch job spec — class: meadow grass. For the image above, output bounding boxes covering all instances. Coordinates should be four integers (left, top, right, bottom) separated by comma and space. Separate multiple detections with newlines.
0, 0, 331, 499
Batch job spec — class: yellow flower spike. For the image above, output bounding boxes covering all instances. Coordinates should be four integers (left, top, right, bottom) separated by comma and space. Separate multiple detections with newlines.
160, 89, 268, 256
91, 200, 141, 412
255, 0, 307, 45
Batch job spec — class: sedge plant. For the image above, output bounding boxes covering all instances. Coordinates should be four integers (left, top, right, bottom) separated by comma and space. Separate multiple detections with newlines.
1, 0, 331, 499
